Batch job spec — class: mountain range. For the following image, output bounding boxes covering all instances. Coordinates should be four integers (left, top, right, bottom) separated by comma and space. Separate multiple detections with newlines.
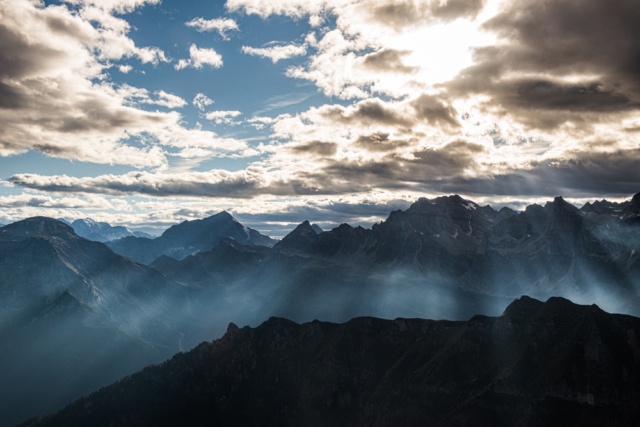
106, 211, 277, 264
3, 192, 640, 426
19, 296, 640, 427
71, 218, 154, 242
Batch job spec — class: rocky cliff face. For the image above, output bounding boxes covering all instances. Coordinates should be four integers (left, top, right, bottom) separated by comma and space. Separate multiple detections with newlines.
21, 296, 640, 427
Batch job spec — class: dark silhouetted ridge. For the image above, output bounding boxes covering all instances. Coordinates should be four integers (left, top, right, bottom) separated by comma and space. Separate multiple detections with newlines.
20, 295, 640, 427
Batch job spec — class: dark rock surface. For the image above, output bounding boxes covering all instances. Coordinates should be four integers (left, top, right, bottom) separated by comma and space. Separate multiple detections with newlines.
20, 296, 640, 427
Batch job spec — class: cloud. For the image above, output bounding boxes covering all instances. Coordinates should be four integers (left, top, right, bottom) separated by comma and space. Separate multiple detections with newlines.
118, 64, 132, 73
0, 194, 115, 210
193, 93, 214, 111
204, 110, 242, 124
141, 91, 187, 109
288, 141, 339, 157
0, 0, 251, 167
185, 17, 239, 40
226, 0, 486, 28
444, 0, 640, 130
9, 170, 284, 199
174, 44, 223, 70
352, 132, 415, 152
361, 48, 418, 74
242, 43, 307, 63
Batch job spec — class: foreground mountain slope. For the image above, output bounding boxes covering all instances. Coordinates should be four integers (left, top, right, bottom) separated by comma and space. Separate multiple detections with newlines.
21, 296, 640, 427
107, 211, 276, 264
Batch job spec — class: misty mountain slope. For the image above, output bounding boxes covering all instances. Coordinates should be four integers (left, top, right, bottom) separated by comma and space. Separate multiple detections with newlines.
0, 290, 159, 427
21, 296, 640, 427
270, 195, 640, 315
107, 211, 276, 264
468, 197, 638, 300
150, 237, 271, 286
0, 217, 189, 340
0, 218, 199, 427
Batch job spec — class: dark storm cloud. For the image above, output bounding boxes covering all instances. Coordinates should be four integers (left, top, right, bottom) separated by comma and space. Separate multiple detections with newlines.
297, 140, 486, 192
9, 144, 640, 200
288, 141, 339, 157
445, 0, 640, 129
315, 95, 459, 130
371, 0, 486, 28
409, 94, 460, 128
318, 99, 415, 127
362, 49, 418, 74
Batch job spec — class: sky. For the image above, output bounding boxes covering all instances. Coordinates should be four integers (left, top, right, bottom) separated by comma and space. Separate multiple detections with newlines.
1, 0, 639, 237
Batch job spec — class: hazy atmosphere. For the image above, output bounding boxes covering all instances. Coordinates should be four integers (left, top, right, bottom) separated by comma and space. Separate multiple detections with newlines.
1, 0, 639, 237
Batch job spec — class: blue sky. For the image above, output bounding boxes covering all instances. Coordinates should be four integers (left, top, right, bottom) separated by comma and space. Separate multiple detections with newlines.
1, 0, 639, 236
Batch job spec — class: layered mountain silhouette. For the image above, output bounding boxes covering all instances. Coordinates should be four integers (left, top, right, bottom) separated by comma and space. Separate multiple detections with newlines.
20, 296, 640, 427
107, 211, 276, 264
4, 193, 640, 426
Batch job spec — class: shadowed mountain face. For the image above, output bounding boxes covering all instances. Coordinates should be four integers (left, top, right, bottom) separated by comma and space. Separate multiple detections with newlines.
20, 297, 640, 427
106, 211, 276, 264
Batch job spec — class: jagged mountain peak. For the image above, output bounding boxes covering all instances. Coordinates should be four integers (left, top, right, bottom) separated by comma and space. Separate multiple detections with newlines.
311, 224, 323, 234
274, 221, 318, 252
410, 194, 479, 212
547, 196, 581, 213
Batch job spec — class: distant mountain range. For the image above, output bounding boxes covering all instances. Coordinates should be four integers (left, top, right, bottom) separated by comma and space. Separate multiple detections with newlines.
3, 193, 640, 426
64, 218, 154, 242
106, 211, 277, 264
20, 296, 640, 427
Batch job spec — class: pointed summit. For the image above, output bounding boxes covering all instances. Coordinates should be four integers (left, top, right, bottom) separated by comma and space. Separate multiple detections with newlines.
273, 221, 319, 255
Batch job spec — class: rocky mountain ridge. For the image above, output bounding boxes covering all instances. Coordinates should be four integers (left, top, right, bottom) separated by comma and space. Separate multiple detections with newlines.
20, 296, 640, 427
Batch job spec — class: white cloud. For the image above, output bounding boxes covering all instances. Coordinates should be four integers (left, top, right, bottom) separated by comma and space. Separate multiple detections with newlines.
193, 93, 214, 111
118, 64, 133, 73
242, 43, 307, 63
174, 44, 223, 70
0, 0, 252, 167
141, 91, 187, 109
185, 17, 239, 40
205, 110, 243, 124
